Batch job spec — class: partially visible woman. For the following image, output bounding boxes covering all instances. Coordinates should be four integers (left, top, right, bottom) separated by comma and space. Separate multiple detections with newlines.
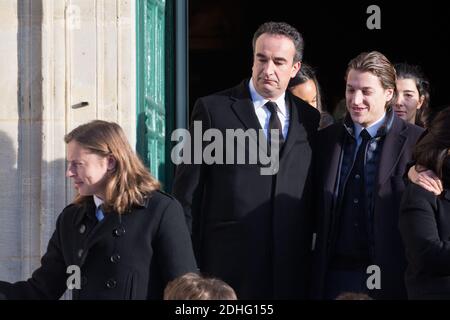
399, 107, 450, 299
288, 63, 334, 129
0, 120, 197, 299
394, 63, 431, 127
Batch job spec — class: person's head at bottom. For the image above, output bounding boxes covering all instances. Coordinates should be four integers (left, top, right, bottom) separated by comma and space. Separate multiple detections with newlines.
164, 273, 237, 300
335, 292, 373, 300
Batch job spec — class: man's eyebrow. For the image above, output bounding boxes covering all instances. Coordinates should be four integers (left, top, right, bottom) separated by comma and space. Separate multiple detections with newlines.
273, 57, 288, 63
346, 85, 375, 90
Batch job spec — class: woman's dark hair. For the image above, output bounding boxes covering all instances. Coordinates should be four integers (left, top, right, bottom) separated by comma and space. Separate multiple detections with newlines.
413, 106, 450, 189
395, 63, 431, 127
288, 63, 324, 112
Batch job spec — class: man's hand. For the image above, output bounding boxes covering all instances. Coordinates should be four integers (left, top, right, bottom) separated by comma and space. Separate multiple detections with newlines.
408, 165, 443, 195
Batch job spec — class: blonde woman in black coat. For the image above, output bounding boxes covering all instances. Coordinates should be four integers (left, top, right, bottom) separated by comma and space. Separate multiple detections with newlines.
0, 120, 197, 299
399, 107, 450, 299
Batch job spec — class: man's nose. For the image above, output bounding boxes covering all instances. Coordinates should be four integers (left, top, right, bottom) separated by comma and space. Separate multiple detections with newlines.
352, 91, 363, 105
263, 60, 275, 75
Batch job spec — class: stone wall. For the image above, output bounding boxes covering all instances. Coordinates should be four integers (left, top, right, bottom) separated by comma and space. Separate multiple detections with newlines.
0, 0, 136, 289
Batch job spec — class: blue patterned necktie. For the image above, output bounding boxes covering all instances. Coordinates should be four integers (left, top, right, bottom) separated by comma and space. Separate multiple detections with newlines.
96, 205, 105, 222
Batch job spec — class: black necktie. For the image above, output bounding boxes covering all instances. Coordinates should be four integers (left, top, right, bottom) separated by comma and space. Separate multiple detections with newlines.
354, 129, 371, 175
265, 101, 285, 149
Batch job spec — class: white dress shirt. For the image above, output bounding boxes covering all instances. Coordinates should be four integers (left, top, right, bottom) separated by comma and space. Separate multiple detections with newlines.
249, 78, 289, 139
93, 194, 104, 208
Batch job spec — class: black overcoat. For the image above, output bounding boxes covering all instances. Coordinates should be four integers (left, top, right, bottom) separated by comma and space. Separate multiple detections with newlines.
173, 79, 320, 299
399, 184, 450, 299
312, 114, 423, 299
0, 191, 197, 299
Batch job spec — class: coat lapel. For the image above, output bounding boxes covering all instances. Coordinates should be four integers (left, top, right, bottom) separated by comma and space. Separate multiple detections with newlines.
229, 80, 262, 131
230, 98, 262, 131
377, 116, 408, 186
279, 94, 308, 158
324, 126, 345, 216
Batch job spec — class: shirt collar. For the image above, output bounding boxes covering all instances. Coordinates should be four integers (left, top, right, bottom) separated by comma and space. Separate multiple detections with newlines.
354, 112, 386, 139
249, 78, 287, 117
93, 195, 104, 209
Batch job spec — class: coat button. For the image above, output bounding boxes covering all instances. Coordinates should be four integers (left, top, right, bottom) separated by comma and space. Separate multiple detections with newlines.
79, 224, 86, 234
353, 198, 359, 204
106, 279, 117, 289
77, 249, 84, 258
113, 226, 126, 237
110, 253, 121, 263
81, 276, 88, 286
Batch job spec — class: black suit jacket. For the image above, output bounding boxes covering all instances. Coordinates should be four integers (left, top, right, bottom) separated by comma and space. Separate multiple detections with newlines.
0, 191, 197, 299
399, 184, 450, 299
173, 79, 320, 299
312, 114, 424, 299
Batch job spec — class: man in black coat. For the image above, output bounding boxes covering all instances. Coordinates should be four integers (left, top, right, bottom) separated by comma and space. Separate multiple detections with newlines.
173, 22, 320, 299
311, 52, 424, 300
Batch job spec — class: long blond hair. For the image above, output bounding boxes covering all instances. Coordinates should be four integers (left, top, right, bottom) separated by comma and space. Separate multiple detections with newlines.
65, 120, 160, 214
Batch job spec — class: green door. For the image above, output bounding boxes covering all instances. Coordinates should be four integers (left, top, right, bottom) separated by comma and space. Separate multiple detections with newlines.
137, 0, 187, 191
137, 0, 168, 187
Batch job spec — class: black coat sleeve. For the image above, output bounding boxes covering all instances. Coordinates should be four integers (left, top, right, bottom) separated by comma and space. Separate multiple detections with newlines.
147, 197, 198, 299
0, 213, 68, 299
155, 198, 198, 280
172, 98, 211, 247
399, 184, 450, 276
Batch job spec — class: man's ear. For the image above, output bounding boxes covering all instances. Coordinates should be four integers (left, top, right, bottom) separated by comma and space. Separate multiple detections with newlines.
291, 61, 301, 78
385, 88, 394, 101
107, 155, 117, 171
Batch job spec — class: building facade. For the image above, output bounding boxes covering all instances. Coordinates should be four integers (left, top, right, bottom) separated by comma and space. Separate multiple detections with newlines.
0, 0, 187, 290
